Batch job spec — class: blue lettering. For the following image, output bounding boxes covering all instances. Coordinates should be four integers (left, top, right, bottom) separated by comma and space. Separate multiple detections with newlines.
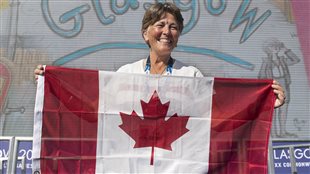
174, 0, 199, 35
229, 0, 271, 43
92, 0, 115, 25
205, 0, 226, 15
41, 0, 268, 68
41, 0, 90, 38
111, 0, 139, 15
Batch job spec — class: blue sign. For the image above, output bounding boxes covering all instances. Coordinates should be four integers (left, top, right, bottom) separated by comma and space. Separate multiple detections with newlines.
2, 139, 310, 173
273, 141, 310, 174
15, 140, 33, 174
0, 139, 10, 173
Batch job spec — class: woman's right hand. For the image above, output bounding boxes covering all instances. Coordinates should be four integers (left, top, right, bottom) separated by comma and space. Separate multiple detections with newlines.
34, 65, 45, 81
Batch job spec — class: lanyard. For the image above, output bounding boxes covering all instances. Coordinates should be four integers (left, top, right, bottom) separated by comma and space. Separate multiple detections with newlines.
144, 56, 174, 75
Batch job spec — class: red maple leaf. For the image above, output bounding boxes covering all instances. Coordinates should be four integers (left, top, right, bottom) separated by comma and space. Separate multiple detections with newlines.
119, 90, 190, 165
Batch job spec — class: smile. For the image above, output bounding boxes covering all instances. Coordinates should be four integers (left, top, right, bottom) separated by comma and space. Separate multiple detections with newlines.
158, 38, 172, 44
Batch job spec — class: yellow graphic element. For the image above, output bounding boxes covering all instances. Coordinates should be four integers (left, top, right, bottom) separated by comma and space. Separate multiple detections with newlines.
272, 0, 295, 23
0, 77, 4, 95
0, 48, 50, 85
0, 0, 10, 10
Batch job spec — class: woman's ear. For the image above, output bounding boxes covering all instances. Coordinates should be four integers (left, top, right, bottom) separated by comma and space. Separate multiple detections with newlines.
142, 30, 148, 42
142, 30, 150, 47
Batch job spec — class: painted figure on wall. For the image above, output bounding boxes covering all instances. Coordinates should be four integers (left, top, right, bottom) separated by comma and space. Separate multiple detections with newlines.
258, 38, 300, 138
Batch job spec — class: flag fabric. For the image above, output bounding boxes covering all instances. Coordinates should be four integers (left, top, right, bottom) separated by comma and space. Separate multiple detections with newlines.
33, 66, 275, 174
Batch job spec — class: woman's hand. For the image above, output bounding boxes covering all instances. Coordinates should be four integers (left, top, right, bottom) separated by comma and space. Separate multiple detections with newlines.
272, 80, 286, 108
34, 65, 45, 81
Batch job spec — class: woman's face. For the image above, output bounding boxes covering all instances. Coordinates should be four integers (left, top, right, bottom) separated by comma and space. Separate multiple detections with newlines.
143, 13, 180, 57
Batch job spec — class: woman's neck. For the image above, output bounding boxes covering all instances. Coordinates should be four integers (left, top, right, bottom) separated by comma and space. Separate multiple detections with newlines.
149, 53, 170, 75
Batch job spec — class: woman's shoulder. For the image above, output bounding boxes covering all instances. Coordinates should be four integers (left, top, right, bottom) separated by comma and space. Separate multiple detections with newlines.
172, 59, 203, 77
116, 59, 145, 74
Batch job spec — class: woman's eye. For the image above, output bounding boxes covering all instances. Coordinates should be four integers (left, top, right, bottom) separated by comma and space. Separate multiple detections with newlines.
171, 26, 177, 30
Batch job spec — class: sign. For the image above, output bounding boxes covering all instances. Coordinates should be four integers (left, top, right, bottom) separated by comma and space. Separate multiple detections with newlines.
0, 139, 10, 173
273, 141, 310, 174
14, 138, 33, 174
0, 137, 33, 174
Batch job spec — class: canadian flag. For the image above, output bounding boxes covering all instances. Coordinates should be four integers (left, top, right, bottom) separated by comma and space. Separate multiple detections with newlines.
33, 66, 275, 174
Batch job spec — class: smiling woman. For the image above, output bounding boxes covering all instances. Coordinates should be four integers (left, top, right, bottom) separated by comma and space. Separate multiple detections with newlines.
143, 13, 180, 58
115, 2, 286, 108
117, 2, 203, 77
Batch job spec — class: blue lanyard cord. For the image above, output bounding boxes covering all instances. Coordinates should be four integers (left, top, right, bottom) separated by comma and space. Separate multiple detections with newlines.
144, 56, 174, 75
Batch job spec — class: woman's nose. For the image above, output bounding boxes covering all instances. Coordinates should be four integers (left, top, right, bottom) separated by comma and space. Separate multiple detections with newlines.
162, 25, 171, 35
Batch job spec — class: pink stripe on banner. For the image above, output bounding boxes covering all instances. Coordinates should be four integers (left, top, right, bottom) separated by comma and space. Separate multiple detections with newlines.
291, 0, 310, 86
40, 66, 99, 173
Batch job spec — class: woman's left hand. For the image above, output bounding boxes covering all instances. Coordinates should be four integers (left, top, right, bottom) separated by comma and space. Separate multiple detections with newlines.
272, 80, 286, 108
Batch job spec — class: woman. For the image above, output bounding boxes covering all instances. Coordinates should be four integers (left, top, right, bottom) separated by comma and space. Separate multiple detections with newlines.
117, 2, 203, 77
34, 2, 285, 108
